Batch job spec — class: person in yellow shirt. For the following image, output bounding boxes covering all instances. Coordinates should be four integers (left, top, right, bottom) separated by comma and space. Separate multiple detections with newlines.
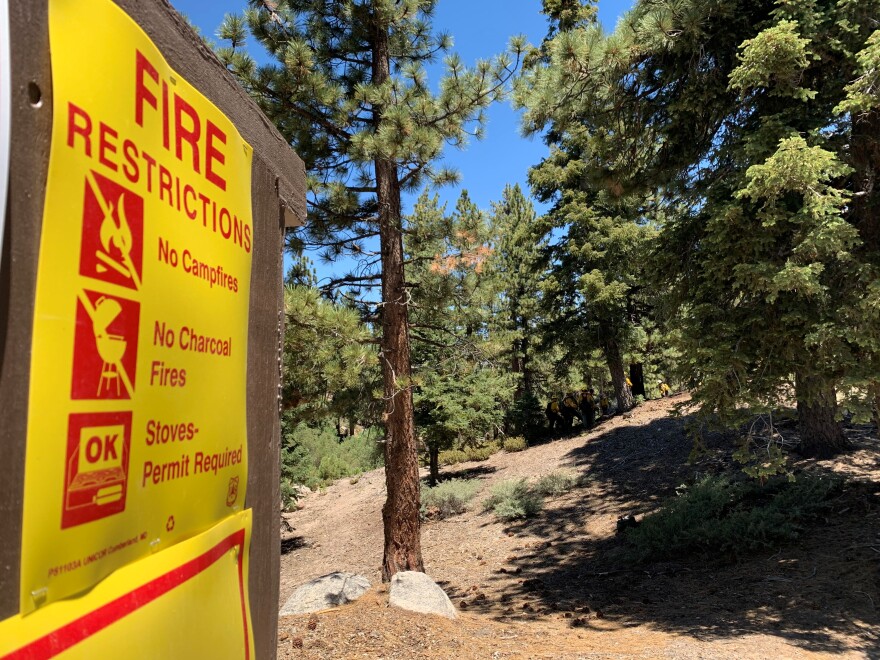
546, 396, 564, 435
659, 381, 671, 397
561, 392, 584, 429
599, 392, 611, 416
580, 389, 596, 429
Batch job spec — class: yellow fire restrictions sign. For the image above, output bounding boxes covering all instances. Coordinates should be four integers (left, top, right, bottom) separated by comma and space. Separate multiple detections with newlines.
1, 512, 255, 659
21, 0, 253, 612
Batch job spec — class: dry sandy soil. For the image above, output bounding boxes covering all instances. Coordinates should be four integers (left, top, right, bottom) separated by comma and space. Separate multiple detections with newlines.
277, 395, 880, 659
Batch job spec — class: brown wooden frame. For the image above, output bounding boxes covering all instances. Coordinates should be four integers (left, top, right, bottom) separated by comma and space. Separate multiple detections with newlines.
0, 2, 304, 657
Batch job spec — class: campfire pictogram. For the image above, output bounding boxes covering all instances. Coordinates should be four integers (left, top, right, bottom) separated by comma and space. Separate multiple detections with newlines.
87, 170, 142, 291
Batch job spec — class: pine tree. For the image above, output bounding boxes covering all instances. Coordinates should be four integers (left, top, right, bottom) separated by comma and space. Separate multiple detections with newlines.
281, 285, 378, 424
518, 0, 880, 456
487, 185, 546, 414
517, 2, 657, 414
220, 1, 523, 579
532, 156, 654, 414
407, 190, 507, 485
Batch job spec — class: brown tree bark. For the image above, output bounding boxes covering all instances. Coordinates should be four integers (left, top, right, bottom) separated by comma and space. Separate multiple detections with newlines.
850, 110, 880, 255
428, 444, 439, 488
870, 382, 880, 439
372, 9, 424, 582
794, 371, 849, 458
851, 111, 880, 441
511, 332, 534, 401
599, 319, 634, 413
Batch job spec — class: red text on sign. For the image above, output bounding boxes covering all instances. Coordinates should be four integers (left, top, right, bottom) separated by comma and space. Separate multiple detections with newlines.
135, 50, 228, 191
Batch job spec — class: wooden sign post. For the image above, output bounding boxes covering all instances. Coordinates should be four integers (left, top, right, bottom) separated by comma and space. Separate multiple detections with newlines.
0, 1, 304, 657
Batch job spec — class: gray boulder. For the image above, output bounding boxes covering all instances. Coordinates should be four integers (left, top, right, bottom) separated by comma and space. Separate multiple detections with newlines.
279, 572, 370, 615
388, 571, 457, 619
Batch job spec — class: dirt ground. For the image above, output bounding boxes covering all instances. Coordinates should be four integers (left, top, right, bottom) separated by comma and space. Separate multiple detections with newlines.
277, 395, 880, 659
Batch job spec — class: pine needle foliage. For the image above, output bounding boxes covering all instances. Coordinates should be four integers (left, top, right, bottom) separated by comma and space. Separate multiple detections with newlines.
519, 0, 880, 458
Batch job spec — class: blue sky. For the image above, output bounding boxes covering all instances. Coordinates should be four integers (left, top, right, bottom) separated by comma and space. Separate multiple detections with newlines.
170, 0, 633, 278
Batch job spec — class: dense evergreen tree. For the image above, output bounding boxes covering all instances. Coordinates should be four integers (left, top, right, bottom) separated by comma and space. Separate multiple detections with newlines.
407, 191, 507, 484
220, 0, 523, 578
530, 148, 655, 413
518, 0, 880, 459
487, 184, 549, 434
517, 2, 660, 414
281, 285, 379, 425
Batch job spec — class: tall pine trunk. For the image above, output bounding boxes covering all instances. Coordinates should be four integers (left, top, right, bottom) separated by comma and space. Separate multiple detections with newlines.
521, 333, 534, 397
794, 371, 849, 458
374, 13, 424, 582
599, 319, 634, 413
870, 381, 880, 439
850, 110, 880, 257
428, 444, 439, 488
511, 330, 533, 400
852, 111, 880, 440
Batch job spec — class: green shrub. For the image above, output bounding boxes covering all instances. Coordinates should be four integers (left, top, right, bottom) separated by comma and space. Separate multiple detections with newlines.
317, 453, 350, 481
421, 479, 482, 519
464, 443, 499, 462
439, 442, 501, 465
534, 470, 578, 497
438, 448, 469, 466
483, 479, 543, 521
502, 436, 528, 452
625, 475, 842, 562
280, 419, 384, 499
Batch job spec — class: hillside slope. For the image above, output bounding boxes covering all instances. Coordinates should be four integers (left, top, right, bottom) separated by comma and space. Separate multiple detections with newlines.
277, 396, 879, 659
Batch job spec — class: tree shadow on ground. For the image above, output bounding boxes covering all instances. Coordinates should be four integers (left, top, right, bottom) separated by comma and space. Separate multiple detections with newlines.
281, 535, 308, 555
473, 413, 880, 656
427, 464, 497, 484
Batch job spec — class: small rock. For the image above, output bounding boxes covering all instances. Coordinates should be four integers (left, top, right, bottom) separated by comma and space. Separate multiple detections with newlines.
280, 572, 371, 615
389, 571, 457, 619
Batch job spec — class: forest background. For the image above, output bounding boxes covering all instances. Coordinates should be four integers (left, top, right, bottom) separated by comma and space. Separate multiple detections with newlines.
171, 0, 879, 577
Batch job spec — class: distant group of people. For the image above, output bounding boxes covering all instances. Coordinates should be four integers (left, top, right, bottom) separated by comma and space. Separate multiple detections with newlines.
545, 389, 611, 435
545, 379, 673, 435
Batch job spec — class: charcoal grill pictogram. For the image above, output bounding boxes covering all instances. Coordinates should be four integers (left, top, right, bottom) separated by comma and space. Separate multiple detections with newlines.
72, 290, 139, 400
